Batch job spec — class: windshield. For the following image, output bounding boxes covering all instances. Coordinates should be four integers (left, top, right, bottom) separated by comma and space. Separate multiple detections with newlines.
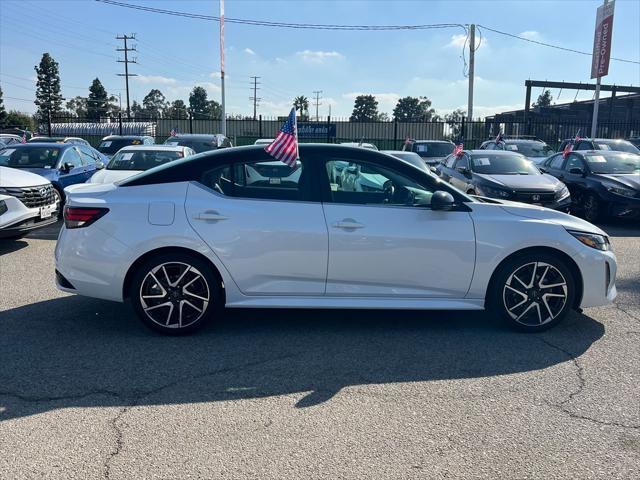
164, 138, 217, 153
98, 138, 145, 155
585, 152, 640, 174
0, 146, 61, 168
504, 142, 555, 157
470, 154, 540, 175
413, 142, 454, 158
595, 140, 640, 154
107, 149, 185, 171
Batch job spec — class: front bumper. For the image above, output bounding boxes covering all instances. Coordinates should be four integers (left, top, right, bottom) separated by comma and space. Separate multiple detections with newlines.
0, 195, 59, 238
572, 247, 617, 309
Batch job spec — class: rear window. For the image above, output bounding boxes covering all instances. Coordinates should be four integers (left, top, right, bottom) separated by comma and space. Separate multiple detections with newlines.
165, 139, 218, 153
413, 142, 454, 158
107, 150, 184, 171
98, 138, 144, 155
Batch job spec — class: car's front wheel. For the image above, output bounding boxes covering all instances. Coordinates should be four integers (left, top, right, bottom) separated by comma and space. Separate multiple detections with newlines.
489, 253, 576, 332
583, 194, 601, 223
130, 253, 221, 334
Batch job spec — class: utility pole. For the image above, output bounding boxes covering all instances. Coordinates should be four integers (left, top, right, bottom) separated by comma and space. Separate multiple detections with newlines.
219, 0, 226, 135
116, 34, 137, 120
313, 90, 322, 121
467, 24, 475, 136
249, 76, 261, 120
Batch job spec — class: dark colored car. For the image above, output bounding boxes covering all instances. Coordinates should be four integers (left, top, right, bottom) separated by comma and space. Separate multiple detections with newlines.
164, 134, 232, 153
626, 138, 640, 149
558, 138, 640, 155
0, 143, 104, 207
541, 150, 640, 222
402, 140, 455, 167
97, 135, 156, 158
480, 139, 555, 165
28, 136, 90, 146
436, 150, 571, 210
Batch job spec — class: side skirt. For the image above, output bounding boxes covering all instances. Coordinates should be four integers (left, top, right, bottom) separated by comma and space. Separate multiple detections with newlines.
225, 296, 485, 310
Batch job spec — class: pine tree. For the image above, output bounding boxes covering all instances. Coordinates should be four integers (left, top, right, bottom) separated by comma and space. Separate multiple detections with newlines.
0, 86, 7, 126
86, 78, 109, 120
34, 53, 64, 119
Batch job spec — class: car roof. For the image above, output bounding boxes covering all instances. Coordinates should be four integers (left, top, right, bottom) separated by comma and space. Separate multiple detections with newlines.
2, 142, 72, 149
117, 145, 190, 152
465, 149, 523, 155
412, 140, 453, 144
101, 135, 150, 140
169, 134, 226, 139
381, 150, 420, 155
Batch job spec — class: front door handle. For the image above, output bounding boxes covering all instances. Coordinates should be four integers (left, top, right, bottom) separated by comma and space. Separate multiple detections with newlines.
195, 210, 228, 222
332, 219, 365, 229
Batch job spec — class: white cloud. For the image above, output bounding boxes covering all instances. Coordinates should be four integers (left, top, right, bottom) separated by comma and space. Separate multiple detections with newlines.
519, 31, 541, 40
446, 34, 467, 49
275, 57, 287, 64
244, 48, 256, 55
296, 50, 344, 63
134, 75, 178, 85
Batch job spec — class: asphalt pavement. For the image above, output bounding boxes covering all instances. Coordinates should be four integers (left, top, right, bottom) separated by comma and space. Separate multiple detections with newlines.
0, 219, 638, 479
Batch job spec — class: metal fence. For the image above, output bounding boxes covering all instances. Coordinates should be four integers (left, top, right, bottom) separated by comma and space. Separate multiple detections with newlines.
10, 114, 639, 150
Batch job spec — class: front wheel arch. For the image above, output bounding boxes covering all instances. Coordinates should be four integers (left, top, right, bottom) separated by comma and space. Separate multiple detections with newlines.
123, 247, 226, 306
486, 246, 583, 311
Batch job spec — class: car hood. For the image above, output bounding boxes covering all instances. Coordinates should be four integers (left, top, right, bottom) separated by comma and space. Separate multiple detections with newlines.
421, 156, 448, 165
594, 173, 640, 191
89, 169, 141, 184
495, 201, 606, 236
0, 166, 52, 187
475, 173, 561, 191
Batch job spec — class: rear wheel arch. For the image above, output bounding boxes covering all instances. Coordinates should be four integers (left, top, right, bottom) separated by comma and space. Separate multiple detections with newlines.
486, 246, 583, 310
123, 246, 226, 305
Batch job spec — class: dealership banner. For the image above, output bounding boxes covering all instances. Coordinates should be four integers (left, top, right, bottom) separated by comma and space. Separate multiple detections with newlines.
297, 123, 336, 138
590, 0, 615, 79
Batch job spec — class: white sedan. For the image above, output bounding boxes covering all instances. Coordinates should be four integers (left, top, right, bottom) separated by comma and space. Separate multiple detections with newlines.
55, 145, 617, 335
88, 145, 195, 184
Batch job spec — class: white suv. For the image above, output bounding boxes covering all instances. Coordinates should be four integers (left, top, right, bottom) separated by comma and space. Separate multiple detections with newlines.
0, 166, 59, 239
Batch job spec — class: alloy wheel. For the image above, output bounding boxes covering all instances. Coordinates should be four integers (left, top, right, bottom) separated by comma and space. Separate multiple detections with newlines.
139, 262, 210, 329
583, 195, 600, 223
502, 262, 568, 327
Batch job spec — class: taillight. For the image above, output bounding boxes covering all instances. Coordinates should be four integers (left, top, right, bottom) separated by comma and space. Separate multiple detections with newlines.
63, 206, 109, 229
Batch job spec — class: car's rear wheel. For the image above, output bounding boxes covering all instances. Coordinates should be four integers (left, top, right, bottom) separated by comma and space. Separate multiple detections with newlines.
489, 253, 575, 332
130, 253, 221, 335
583, 194, 601, 223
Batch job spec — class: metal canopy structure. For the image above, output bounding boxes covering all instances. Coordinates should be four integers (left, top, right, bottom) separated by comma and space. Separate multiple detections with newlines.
524, 79, 640, 124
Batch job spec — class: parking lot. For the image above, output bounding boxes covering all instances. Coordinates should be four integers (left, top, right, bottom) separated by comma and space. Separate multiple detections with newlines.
0, 219, 637, 479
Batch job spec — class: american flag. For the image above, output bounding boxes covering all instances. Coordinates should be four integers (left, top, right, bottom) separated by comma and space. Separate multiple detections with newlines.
495, 131, 503, 144
265, 108, 298, 167
453, 138, 464, 156
404, 135, 412, 145
170, 127, 177, 137
563, 130, 581, 158
21, 131, 26, 143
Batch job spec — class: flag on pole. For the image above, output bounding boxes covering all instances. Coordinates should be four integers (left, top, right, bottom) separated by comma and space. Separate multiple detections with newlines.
265, 108, 299, 167
495, 131, 503, 144
563, 130, 582, 158
21, 131, 27, 143
170, 127, 177, 137
453, 138, 464, 156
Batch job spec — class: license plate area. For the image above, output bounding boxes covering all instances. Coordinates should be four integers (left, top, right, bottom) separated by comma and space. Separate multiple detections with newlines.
40, 204, 55, 219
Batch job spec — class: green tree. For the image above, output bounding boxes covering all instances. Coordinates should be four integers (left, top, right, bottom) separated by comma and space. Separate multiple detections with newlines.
86, 78, 109, 120
349, 94, 379, 122
532, 90, 553, 108
34, 53, 64, 119
189, 86, 209, 118
377, 112, 390, 122
167, 99, 188, 119
206, 99, 222, 119
293, 95, 309, 118
393, 96, 437, 122
130, 100, 143, 119
444, 108, 466, 139
0, 86, 6, 126
65, 96, 88, 117
142, 89, 167, 118
5, 110, 36, 131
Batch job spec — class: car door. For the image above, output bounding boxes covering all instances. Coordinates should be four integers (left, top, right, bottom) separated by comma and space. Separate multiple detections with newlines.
185, 154, 328, 295
57, 147, 87, 188
436, 155, 456, 182
561, 153, 590, 203
318, 154, 476, 298
544, 153, 566, 179
449, 154, 472, 192
77, 145, 98, 180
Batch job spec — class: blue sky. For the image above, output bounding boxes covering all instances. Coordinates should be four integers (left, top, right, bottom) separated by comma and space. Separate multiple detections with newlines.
1, 0, 639, 119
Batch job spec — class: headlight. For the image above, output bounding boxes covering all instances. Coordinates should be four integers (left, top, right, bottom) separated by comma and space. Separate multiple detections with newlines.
0, 199, 7, 215
478, 185, 512, 198
555, 185, 570, 200
603, 182, 636, 198
568, 230, 610, 251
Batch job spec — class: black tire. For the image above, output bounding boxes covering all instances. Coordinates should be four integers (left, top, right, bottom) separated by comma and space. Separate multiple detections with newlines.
488, 252, 576, 332
53, 187, 64, 218
582, 194, 601, 223
129, 252, 222, 335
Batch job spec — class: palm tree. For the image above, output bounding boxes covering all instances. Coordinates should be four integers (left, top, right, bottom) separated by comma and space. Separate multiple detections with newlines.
293, 96, 309, 118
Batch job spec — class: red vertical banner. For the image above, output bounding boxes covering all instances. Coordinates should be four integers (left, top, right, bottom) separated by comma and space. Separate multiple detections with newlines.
590, 1, 615, 79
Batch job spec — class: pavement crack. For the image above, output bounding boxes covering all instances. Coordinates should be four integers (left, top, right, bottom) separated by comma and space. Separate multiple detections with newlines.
615, 303, 640, 325
538, 336, 639, 430
104, 406, 128, 480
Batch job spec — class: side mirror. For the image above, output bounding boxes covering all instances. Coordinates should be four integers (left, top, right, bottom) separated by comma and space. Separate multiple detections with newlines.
457, 166, 471, 177
60, 162, 74, 173
431, 190, 455, 211
538, 166, 547, 173
569, 167, 585, 176
96, 161, 105, 170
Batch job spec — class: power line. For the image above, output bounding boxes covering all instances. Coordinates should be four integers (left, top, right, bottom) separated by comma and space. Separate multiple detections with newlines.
116, 34, 138, 119
249, 76, 261, 120
313, 91, 323, 121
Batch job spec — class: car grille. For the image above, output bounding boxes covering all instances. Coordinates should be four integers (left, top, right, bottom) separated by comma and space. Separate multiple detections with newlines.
1, 184, 56, 208
513, 191, 556, 204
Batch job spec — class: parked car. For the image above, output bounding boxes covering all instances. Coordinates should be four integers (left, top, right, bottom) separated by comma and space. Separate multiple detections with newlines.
97, 135, 156, 159
28, 136, 90, 146
89, 145, 196, 184
381, 150, 431, 173
627, 138, 640, 149
56, 144, 616, 335
0, 166, 59, 238
254, 138, 274, 145
436, 150, 571, 211
164, 134, 232, 153
0, 134, 23, 146
0, 143, 104, 207
403, 140, 455, 167
558, 138, 640, 154
540, 150, 640, 222
480, 139, 555, 165
339, 142, 378, 150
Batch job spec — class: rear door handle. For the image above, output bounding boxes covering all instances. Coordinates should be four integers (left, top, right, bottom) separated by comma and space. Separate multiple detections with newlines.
195, 210, 228, 222
332, 219, 365, 229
